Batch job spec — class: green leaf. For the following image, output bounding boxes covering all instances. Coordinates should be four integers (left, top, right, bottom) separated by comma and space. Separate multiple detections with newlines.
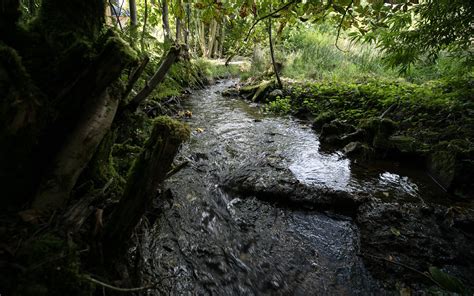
429, 266, 466, 294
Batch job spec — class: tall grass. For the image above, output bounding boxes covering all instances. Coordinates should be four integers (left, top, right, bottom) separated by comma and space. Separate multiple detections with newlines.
279, 26, 396, 81
248, 24, 472, 83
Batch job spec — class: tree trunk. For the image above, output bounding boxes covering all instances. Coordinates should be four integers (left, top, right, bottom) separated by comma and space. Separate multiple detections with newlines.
32, 40, 132, 211
162, 0, 172, 41
184, 1, 190, 46
105, 116, 189, 251
218, 20, 225, 58
125, 45, 182, 112
198, 21, 207, 57
129, 0, 137, 27
141, 0, 148, 52
123, 56, 150, 101
176, 17, 181, 43
268, 19, 283, 89
207, 20, 218, 58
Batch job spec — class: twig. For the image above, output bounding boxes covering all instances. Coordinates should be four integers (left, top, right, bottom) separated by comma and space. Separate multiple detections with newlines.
141, 0, 148, 52
244, 0, 299, 42
108, 0, 123, 31
379, 103, 396, 119
359, 253, 443, 289
124, 57, 149, 101
84, 275, 159, 292
335, 0, 354, 52
166, 161, 189, 179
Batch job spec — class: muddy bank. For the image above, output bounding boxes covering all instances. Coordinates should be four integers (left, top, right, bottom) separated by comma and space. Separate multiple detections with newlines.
137, 80, 473, 294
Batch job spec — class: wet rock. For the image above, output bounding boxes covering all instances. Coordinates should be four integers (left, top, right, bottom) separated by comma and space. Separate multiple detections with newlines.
312, 111, 337, 132
320, 120, 356, 145
358, 117, 397, 148
222, 157, 365, 214
222, 87, 239, 97
343, 141, 373, 161
356, 200, 474, 289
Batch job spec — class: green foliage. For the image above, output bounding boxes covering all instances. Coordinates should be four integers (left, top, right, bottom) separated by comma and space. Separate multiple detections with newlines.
193, 58, 246, 79
265, 95, 292, 114
264, 76, 474, 149
349, 0, 474, 72
14, 233, 93, 296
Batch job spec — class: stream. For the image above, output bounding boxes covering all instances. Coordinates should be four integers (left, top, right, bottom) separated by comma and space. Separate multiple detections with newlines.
137, 80, 473, 295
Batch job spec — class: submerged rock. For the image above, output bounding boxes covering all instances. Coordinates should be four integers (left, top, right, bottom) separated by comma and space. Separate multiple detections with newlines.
222, 157, 365, 215
222, 87, 239, 97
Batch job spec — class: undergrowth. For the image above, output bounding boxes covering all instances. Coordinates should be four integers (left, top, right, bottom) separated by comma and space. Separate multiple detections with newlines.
265, 76, 474, 148
243, 24, 473, 84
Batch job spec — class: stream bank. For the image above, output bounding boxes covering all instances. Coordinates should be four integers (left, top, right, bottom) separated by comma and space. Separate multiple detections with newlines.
138, 80, 474, 295
226, 77, 474, 200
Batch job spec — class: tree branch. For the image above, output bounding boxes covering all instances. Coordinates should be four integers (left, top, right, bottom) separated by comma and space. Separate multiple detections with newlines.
124, 45, 182, 112
84, 275, 159, 292
123, 56, 150, 101
244, 0, 299, 42
335, 0, 354, 52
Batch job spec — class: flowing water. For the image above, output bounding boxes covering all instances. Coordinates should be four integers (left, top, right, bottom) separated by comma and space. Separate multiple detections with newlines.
138, 80, 450, 295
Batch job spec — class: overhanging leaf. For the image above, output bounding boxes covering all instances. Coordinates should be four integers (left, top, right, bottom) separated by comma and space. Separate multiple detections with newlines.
429, 266, 466, 294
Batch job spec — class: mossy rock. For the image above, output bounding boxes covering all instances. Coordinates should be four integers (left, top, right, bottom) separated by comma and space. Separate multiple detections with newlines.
320, 120, 356, 145
428, 141, 474, 199
389, 135, 429, 154
359, 117, 398, 149
222, 87, 239, 97
312, 111, 337, 132
251, 81, 275, 102
239, 80, 275, 102
343, 141, 374, 161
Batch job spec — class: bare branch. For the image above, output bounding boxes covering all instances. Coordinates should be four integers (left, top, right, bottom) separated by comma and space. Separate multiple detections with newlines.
335, 0, 354, 52
244, 0, 299, 42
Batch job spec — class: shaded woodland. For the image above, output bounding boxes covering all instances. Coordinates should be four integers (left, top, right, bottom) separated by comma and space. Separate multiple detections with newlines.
0, 0, 473, 294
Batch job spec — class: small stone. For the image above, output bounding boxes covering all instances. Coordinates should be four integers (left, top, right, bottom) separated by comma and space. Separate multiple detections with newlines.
268, 89, 283, 98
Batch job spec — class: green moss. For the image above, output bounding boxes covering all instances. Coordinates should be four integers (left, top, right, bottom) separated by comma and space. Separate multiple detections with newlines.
313, 111, 337, 130
15, 233, 93, 296
104, 36, 138, 66
112, 143, 143, 177
153, 116, 191, 142
359, 117, 397, 144
252, 81, 274, 102
265, 96, 292, 114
